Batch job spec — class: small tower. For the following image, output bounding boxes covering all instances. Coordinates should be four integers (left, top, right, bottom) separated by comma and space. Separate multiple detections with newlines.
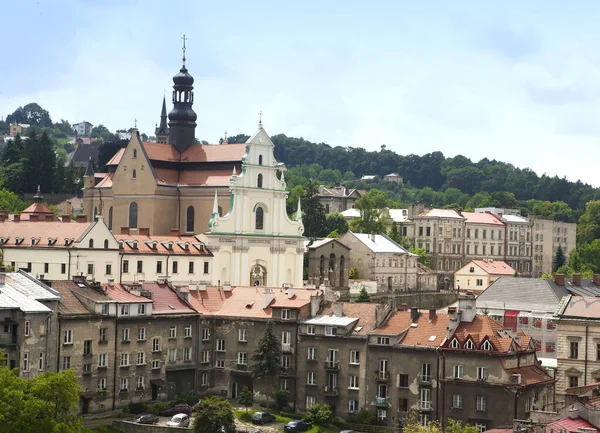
33, 185, 43, 203
84, 156, 95, 189
168, 34, 197, 153
155, 95, 170, 144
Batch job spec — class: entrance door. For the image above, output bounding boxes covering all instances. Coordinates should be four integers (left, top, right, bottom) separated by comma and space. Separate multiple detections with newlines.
151, 384, 158, 401
80, 397, 90, 415
232, 382, 238, 399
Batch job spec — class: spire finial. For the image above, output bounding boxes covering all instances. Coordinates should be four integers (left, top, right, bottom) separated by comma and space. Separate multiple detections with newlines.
212, 191, 219, 215
181, 34, 188, 67
224, 130, 228, 140
232, 165, 236, 176
258, 110, 263, 128
296, 196, 302, 221
134, 118, 138, 128
34, 185, 43, 203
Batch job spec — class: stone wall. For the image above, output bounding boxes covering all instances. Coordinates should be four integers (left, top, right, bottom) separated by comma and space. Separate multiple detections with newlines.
114, 420, 190, 433
372, 291, 459, 310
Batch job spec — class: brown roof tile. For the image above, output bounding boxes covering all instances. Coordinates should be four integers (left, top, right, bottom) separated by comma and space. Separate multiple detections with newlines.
470, 260, 515, 275
52, 281, 94, 315
102, 283, 153, 303
142, 282, 197, 315
0, 220, 90, 247
22, 202, 54, 215
505, 364, 554, 386
115, 234, 211, 256
187, 286, 232, 314
154, 168, 233, 186
143, 142, 246, 163
371, 310, 451, 347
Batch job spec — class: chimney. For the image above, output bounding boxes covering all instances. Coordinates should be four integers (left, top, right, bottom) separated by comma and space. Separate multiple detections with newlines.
287, 286, 295, 299
62, 215, 71, 223
554, 274, 565, 286
76, 214, 87, 223
458, 292, 476, 323
120, 227, 130, 235
139, 228, 150, 236
375, 303, 390, 327
178, 286, 190, 302
568, 406, 578, 420
573, 273, 582, 286
44, 214, 54, 222
30, 214, 39, 222
13, 214, 20, 222
369, 233, 376, 243
0, 267, 6, 285
594, 275, 600, 286
263, 288, 275, 309
333, 303, 344, 317
170, 228, 180, 236
410, 307, 419, 322
63, 200, 72, 216
310, 292, 321, 317
428, 309, 437, 321
400, 303, 408, 311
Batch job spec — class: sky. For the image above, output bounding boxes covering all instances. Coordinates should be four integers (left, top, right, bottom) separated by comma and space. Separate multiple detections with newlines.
2, 1, 600, 186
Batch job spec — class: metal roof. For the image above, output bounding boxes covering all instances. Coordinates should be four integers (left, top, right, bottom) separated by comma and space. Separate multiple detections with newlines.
476, 277, 568, 313
0, 273, 60, 313
302, 315, 359, 327
352, 233, 414, 255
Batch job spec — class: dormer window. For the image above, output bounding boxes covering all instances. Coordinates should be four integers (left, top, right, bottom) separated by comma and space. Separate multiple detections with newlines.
89, 239, 94, 248
118, 240, 124, 249
376, 336, 390, 345
465, 339, 475, 350
281, 309, 291, 320
449, 338, 460, 349
325, 326, 337, 336
0, 237, 8, 245
481, 340, 492, 351
15, 237, 24, 245
132, 241, 138, 249
48, 238, 57, 246
31, 238, 40, 246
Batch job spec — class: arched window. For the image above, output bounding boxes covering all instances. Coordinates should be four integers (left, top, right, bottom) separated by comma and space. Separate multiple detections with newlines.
257, 174, 263, 188
481, 340, 492, 351
258, 155, 263, 165
129, 202, 138, 228
339, 255, 345, 285
132, 169, 137, 179
218, 206, 223, 217
104, 239, 109, 249
133, 149, 137, 158
108, 206, 113, 230
186, 206, 195, 233
256, 206, 264, 230
89, 239, 94, 248
465, 339, 475, 350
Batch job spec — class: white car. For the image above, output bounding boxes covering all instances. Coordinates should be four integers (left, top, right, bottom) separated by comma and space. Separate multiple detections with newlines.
167, 413, 190, 427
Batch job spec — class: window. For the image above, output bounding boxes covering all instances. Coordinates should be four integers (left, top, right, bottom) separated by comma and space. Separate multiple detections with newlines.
89, 239, 94, 248
281, 309, 291, 320
306, 396, 316, 409
23, 352, 29, 372
419, 388, 431, 410
308, 347, 316, 360
98, 353, 107, 367
24, 320, 30, 337
450, 339, 460, 349
123, 260, 129, 273
122, 328, 130, 342
465, 339, 475, 349
349, 400, 359, 413
481, 340, 492, 351
39, 352, 44, 371
129, 202, 138, 228
137, 352, 145, 365
281, 355, 291, 369
453, 365, 463, 379
202, 328, 210, 341
64, 329, 73, 345
570, 341, 579, 359
138, 327, 146, 341
349, 375, 359, 389
306, 324, 316, 335
186, 206, 195, 233
138, 304, 146, 315
120, 353, 129, 366
152, 338, 160, 352
476, 279, 483, 286
376, 337, 390, 345
477, 367, 487, 380
87, 263, 94, 275
156, 260, 163, 274
476, 424, 486, 433
476, 396, 487, 411
132, 169, 137, 179
98, 378, 107, 392
204, 262, 209, 274
258, 155, 263, 165
151, 359, 161, 370
62, 356, 71, 370
377, 410, 387, 423
421, 363, 431, 382
119, 377, 128, 392
216, 339, 225, 352
61, 263, 66, 274
281, 331, 291, 345
569, 376, 579, 388
239, 329, 248, 342
184, 325, 192, 338
307, 372, 316, 385
136, 376, 144, 390
169, 326, 177, 338
99, 328, 107, 342
83, 340, 92, 356
281, 378, 290, 391
534, 318, 542, 328
256, 206, 264, 230
188, 261, 194, 274
257, 173, 263, 188
136, 260, 143, 273
325, 326, 337, 336
452, 394, 463, 409
519, 316, 529, 325
547, 320, 556, 330
350, 350, 360, 365
201, 350, 210, 363
172, 261, 178, 274
105, 264, 112, 275
201, 373, 209, 386
399, 374, 409, 387
44, 263, 49, 273
120, 304, 129, 316
168, 348, 176, 362
237, 352, 248, 365
215, 359, 225, 368
184, 347, 192, 361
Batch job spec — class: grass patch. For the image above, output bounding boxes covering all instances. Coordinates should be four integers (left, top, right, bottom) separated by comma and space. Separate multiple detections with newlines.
275, 415, 294, 424
235, 409, 257, 423
306, 426, 338, 433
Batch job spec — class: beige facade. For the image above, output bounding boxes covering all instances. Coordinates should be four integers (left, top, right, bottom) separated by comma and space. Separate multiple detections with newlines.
454, 260, 515, 292
533, 219, 576, 277
306, 238, 350, 288
317, 186, 362, 214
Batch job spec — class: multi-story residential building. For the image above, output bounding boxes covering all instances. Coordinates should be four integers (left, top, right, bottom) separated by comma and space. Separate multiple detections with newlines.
306, 238, 350, 288
383, 173, 403, 184
339, 232, 419, 292
501, 214, 533, 276
0, 270, 61, 376
9, 122, 29, 137
454, 260, 515, 292
317, 186, 362, 214
296, 302, 385, 416
533, 219, 577, 277
555, 293, 600, 395
463, 212, 506, 265
73, 121, 94, 137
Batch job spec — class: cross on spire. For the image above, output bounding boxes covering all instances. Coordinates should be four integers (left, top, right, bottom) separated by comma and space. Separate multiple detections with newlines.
224, 130, 228, 140
134, 118, 138, 128
258, 110, 263, 127
181, 34, 188, 66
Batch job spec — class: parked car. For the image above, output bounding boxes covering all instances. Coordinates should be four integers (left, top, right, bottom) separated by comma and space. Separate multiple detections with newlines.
160, 403, 193, 416
252, 412, 276, 425
132, 413, 159, 425
284, 420, 312, 432
167, 413, 191, 427
340, 430, 355, 433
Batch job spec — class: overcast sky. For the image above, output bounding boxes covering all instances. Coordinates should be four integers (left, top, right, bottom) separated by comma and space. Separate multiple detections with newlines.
2, 1, 600, 186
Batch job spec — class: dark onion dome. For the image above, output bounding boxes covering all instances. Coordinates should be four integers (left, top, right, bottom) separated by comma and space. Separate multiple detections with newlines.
168, 105, 197, 122
173, 66, 194, 87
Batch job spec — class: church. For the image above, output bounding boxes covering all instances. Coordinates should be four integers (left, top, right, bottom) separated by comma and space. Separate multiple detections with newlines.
82, 44, 305, 288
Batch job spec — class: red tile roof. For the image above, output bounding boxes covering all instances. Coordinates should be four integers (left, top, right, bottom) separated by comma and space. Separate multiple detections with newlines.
21, 202, 54, 216
505, 364, 554, 386
114, 234, 211, 256
371, 310, 451, 347
142, 282, 197, 315
462, 211, 504, 225
0, 220, 90, 247
187, 286, 232, 314
320, 302, 378, 335
447, 316, 531, 354
143, 142, 246, 163
106, 148, 125, 166
103, 283, 153, 304
470, 260, 515, 275
95, 173, 114, 188
547, 417, 598, 433
154, 168, 233, 186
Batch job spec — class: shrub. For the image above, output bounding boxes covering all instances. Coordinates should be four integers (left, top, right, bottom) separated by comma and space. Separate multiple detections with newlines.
127, 401, 148, 414
348, 267, 359, 279
305, 403, 332, 426
345, 408, 377, 425
275, 390, 290, 412
147, 401, 171, 415
331, 418, 351, 430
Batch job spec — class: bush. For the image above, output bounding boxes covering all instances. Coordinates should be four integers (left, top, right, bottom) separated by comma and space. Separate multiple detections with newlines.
127, 401, 149, 414
235, 411, 253, 423
147, 401, 171, 416
275, 390, 290, 412
348, 267, 359, 279
305, 403, 332, 426
175, 393, 202, 405
280, 411, 300, 419
345, 408, 378, 425
331, 418, 351, 430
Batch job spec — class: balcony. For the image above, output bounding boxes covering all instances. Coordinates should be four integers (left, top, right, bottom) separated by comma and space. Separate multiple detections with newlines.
376, 371, 390, 383
418, 374, 431, 385
282, 343, 294, 353
323, 386, 340, 397
372, 397, 389, 407
324, 360, 340, 371
278, 368, 295, 377
419, 401, 433, 411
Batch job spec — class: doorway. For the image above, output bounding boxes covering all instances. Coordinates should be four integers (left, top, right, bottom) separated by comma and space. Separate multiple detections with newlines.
151, 384, 158, 400
80, 397, 90, 415
232, 382, 238, 399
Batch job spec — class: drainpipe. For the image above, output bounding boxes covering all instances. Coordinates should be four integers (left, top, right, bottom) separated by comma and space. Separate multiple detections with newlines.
437, 347, 446, 427
67, 248, 72, 280
57, 315, 62, 372
119, 254, 124, 284
585, 324, 589, 385
112, 316, 119, 410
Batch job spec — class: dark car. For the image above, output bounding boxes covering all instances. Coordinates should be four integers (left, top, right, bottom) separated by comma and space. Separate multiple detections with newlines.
160, 403, 193, 416
252, 411, 276, 425
284, 420, 312, 432
132, 413, 159, 425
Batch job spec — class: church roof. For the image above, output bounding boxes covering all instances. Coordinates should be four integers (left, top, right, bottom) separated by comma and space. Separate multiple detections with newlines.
154, 168, 233, 186
142, 142, 246, 163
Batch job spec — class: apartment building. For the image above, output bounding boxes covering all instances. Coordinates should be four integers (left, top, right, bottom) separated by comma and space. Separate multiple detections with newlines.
296, 302, 384, 416
0, 271, 61, 377
502, 214, 533, 276
317, 186, 362, 213
339, 232, 418, 292
463, 212, 506, 264
454, 260, 515, 292
533, 219, 576, 277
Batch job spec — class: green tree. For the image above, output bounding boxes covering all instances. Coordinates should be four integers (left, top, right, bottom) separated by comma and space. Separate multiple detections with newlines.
301, 181, 327, 239
238, 386, 254, 412
348, 267, 359, 280
351, 191, 386, 234
22, 130, 56, 193
354, 287, 371, 303
578, 200, 600, 245
0, 189, 28, 213
251, 321, 281, 402
388, 223, 401, 244
553, 246, 566, 273
324, 212, 349, 235
6, 103, 52, 127
274, 390, 290, 411
193, 396, 236, 433
326, 230, 340, 238
410, 248, 430, 266
305, 403, 333, 426
403, 418, 478, 433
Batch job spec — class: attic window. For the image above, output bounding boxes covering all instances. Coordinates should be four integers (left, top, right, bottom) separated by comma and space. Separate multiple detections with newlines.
31, 238, 40, 246
0, 237, 8, 245
449, 338, 460, 349
48, 237, 57, 245
64, 238, 74, 246
118, 240, 124, 249
132, 241, 138, 249
481, 340, 492, 351
465, 339, 475, 350
15, 237, 24, 245
184, 243, 189, 251
469, 267, 475, 272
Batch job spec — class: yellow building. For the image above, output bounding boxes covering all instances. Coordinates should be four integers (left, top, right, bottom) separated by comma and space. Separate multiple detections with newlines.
454, 259, 515, 293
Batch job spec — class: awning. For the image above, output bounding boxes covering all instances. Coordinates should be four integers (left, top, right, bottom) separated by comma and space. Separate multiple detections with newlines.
150, 379, 167, 387
80, 391, 97, 399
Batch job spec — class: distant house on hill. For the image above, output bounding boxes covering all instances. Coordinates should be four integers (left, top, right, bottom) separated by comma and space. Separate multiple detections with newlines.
384, 172, 403, 184
317, 185, 361, 213
360, 174, 376, 181
66, 137, 101, 168
73, 121, 93, 137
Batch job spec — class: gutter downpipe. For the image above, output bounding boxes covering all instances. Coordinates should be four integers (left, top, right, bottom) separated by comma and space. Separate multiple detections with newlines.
112, 316, 119, 410
585, 324, 589, 385
437, 346, 445, 428
67, 248, 72, 280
